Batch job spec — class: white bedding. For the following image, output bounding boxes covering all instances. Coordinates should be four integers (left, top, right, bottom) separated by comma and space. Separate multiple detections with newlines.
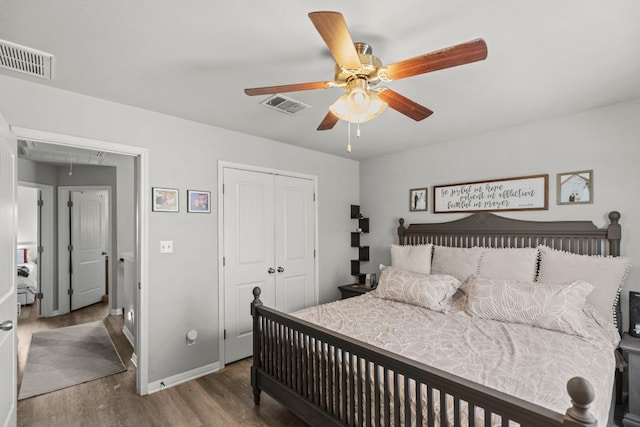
17, 262, 38, 303
292, 292, 618, 426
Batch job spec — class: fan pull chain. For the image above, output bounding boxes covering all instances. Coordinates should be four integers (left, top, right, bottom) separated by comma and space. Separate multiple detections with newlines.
347, 122, 352, 153
356, 121, 361, 138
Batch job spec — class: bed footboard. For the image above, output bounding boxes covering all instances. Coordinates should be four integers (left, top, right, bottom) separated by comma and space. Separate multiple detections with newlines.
251, 287, 598, 427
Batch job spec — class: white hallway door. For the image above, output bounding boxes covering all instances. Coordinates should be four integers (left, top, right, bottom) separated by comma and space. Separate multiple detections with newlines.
0, 119, 17, 427
223, 168, 315, 364
70, 191, 106, 311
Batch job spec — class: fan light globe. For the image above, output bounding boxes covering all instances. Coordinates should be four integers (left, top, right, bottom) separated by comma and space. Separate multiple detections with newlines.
330, 78, 388, 124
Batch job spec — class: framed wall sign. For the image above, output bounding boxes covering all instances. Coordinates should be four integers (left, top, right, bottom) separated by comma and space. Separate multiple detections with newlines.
187, 190, 211, 213
433, 174, 548, 213
152, 187, 179, 212
409, 187, 428, 211
557, 170, 592, 205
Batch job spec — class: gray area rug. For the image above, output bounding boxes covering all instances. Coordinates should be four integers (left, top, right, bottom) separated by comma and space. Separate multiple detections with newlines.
19, 320, 126, 400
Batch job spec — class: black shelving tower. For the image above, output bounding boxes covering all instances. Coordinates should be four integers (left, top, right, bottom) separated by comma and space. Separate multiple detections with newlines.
350, 205, 369, 284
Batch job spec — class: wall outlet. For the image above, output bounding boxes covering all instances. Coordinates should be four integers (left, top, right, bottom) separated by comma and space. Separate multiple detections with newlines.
160, 240, 173, 253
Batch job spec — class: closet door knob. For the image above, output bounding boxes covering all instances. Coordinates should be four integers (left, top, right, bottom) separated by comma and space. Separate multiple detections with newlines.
267, 268, 275, 274
277, 267, 284, 273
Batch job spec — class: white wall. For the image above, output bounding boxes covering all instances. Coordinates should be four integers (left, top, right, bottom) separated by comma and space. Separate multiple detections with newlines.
0, 74, 359, 383
17, 186, 38, 245
360, 98, 640, 330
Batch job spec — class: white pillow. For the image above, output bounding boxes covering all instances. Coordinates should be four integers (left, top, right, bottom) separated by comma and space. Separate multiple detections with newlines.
372, 267, 461, 313
390, 244, 432, 275
431, 246, 483, 281
536, 245, 632, 325
463, 275, 594, 337
16, 249, 26, 265
478, 247, 539, 282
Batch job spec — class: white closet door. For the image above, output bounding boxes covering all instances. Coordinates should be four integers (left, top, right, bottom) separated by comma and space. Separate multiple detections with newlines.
223, 168, 316, 364
274, 175, 316, 312
223, 168, 275, 363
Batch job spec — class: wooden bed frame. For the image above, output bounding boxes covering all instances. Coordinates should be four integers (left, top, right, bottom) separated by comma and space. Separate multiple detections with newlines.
251, 211, 623, 426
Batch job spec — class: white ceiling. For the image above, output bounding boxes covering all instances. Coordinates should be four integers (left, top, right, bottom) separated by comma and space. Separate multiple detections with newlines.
1, 1, 639, 160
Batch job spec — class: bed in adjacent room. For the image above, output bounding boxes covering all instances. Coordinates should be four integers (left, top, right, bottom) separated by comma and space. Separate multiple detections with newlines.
16, 247, 38, 306
250, 211, 629, 426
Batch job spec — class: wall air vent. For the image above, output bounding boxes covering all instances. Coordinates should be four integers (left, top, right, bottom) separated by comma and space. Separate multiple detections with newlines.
0, 39, 54, 80
260, 94, 311, 116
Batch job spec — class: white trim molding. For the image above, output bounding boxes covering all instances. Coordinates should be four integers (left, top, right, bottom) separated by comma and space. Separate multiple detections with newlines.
147, 362, 220, 394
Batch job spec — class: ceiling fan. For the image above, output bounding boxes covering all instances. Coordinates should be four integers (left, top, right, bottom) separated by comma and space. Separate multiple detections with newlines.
244, 11, 488, 132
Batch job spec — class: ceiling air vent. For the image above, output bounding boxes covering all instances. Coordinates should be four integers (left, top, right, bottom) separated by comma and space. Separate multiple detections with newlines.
260, 94, 310, 116
0, 39, 54, 80
18, 139, 106, 165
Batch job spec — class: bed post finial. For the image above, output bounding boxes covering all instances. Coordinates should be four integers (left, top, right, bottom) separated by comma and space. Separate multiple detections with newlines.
398, 218, 406, 245
563, 377, 597, 426
252, 286, 262, 304
609, 211, 621, 223
251, 287, 263, 405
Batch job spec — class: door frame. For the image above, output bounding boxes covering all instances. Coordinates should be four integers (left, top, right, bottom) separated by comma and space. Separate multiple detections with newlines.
10, 126, 150, 395
217, 161, 319, 368
17, 182, 54, 317
58, 186, 111, 315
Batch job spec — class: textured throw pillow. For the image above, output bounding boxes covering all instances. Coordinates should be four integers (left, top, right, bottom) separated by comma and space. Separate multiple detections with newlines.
536, 245, 632, 324
431, 246, 483, 281
372, 267, 461, 313
463, 276, 594, 337
477, 247, 539, 282
390, 244, 432, 275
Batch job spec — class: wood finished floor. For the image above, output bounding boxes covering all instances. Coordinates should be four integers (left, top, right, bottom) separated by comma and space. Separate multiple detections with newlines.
17, 301, 305, 427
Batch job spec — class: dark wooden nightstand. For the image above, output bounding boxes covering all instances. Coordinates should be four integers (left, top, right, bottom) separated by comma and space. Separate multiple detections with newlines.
621, 333, 640, 426
339, 283, 373, 299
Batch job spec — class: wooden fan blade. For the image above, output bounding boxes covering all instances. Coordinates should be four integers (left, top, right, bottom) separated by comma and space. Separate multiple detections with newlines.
309, 11, 361, 70
378, 89, 433, 121
385, 39, 488, 81
245, 81, 334, 96
317, 111, 339, 130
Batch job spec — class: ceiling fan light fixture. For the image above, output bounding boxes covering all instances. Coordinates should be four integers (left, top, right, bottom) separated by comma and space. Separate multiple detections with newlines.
329, 79, 388, 124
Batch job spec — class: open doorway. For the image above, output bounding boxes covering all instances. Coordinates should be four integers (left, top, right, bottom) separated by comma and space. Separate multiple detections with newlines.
12, 126, 150, 395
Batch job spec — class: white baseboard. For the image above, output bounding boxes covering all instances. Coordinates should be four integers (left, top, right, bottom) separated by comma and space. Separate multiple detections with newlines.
40, 310, 60, 318
122, 325, 135, 348
147, 362, 220, 394
130, 352, 138, 368
110, 308, 123, 315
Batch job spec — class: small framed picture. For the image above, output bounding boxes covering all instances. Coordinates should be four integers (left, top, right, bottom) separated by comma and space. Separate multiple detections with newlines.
557, 170, 593, 205
409, 187, 428, 211
152, 187, 179, 212
187, 190, 211, 213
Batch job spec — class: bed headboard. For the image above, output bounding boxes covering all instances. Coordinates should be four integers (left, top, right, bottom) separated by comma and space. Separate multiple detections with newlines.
397, 210, 623, 329
398, 211, 621, 256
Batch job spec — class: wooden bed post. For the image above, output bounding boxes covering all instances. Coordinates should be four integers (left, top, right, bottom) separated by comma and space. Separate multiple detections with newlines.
398, 218, 407, 245
607, 211, 621, 257
251, 286, 263, 405
563, 377, 597, 426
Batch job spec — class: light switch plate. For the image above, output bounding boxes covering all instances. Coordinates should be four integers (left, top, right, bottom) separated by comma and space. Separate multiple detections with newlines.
160, 240, 173, 253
